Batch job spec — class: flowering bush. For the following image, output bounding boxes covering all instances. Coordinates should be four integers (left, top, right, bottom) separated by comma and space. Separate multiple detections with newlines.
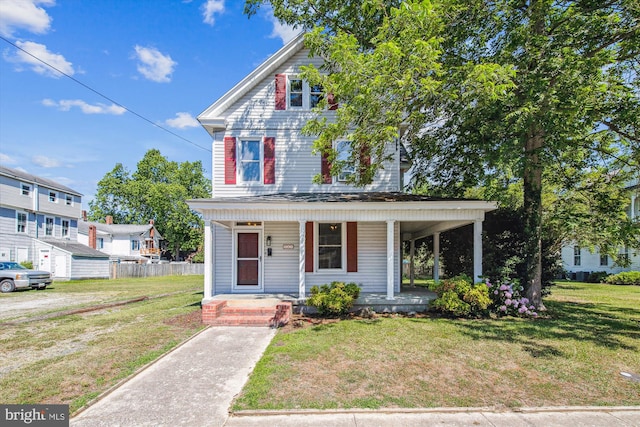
485, 279, 538, 318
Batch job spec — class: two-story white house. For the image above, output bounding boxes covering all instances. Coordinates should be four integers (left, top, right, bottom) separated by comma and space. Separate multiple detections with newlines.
561, 178, 640, 278
78, 216, 164, 263
188, 33, 497, 310
0, 165, 109, 279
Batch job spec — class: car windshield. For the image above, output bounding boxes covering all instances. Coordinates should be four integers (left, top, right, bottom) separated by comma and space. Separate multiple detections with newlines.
0, 262, 27, 270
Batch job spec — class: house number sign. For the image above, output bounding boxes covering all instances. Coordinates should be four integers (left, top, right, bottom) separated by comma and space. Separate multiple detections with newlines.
282, 244, 294, 250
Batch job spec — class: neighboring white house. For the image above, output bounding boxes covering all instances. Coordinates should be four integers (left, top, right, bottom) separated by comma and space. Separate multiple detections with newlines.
78, 215, 164, 263
188, 33, 497, 308
0, 165, 109, 279
561, 178, 640, 278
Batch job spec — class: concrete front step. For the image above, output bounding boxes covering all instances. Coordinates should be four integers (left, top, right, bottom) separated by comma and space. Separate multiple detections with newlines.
202, 300, 292, 328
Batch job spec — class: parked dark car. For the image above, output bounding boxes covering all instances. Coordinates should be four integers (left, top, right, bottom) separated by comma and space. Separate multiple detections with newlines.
0, 262, 52, 293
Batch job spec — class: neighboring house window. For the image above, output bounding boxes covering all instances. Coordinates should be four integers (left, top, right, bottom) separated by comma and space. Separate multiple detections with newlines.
573, 246, 581, 266
131, 240, 140, 251
223, 136, 275, 185
65, 194, 73, 206
97, 238, 104, 249
61, 219, 69, 238
620, 247, 630, 264
238, 139, 261, 183
16, 212, 27, 233
600, 254, 609, 266
336, 141, 355, 182
45, 217, 54, 236
49, 191, 57, 203
21, 183, 32, 196
318, 223, 343, 270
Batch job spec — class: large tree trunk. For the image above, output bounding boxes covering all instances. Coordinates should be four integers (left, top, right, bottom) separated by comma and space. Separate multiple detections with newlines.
523, 129, 544, 308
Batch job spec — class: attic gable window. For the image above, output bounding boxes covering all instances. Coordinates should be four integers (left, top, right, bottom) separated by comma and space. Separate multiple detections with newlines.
276, 74, 335, 111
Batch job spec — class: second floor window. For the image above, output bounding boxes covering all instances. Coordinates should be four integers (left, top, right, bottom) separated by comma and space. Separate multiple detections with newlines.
573, 246, 581, 266
336, 141, 355, 182
65, 194, 73, 206
61, 220, 69, 238
16, 212, 27, 233
45, 217, 54, 236
238, 139, 261, 183
131, 240, 140, 251
21, 183, 31, 196
49, 191, 57, 203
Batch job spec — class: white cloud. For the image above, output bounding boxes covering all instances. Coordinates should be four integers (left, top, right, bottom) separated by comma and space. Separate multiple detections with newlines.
5, 41, 74, 78
165, 112, 199, 129
42, 98, 126, 115
32, 155, 62, 168
0, 153, 18, 164
133, 45, 176, 83
201, 0, 225, 26
0, 0, 55, 37
265, 7, 300, 44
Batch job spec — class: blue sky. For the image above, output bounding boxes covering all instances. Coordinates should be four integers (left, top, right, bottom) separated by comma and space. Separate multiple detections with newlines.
0, 0, 298, 208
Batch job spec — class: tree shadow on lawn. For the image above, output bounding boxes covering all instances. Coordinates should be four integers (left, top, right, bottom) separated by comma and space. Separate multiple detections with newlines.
453, 300, 640, 354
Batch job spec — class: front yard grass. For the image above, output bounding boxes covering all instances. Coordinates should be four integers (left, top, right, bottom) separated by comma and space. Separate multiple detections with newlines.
233, 281, 640, 410
0, 276, 205, 414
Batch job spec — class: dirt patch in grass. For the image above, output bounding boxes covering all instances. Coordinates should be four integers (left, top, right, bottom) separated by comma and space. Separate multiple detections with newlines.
163, 309, 204, 329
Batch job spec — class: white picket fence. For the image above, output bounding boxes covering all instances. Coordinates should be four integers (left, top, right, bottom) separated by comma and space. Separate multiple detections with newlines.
110, 262, 204, 279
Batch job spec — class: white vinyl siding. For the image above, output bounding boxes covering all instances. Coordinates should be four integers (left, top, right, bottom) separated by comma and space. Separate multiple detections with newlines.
210, 48, 400, 197
213, 224, 233, 294
262, 222, 299, 293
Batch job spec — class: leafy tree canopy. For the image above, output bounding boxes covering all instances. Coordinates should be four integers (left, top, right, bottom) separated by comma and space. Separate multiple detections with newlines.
247, 0, 640, 306
89, 149, 211, 258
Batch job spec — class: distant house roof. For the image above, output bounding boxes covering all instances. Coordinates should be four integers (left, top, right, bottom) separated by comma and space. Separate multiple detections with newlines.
40, 239, 109, 258
78, 221, 163, 240
0, 165, 82, 197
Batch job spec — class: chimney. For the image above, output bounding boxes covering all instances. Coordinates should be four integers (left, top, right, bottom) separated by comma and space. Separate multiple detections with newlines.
106, 215, 113, 225
89, 225, 97, 249
82, 210, 87, 221
150, 219, 155, 238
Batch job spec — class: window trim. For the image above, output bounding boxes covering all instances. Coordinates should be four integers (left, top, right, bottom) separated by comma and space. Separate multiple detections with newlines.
49, 191, 58, 203
286, 76, 323, 110
236, 137, 264, 185
315, 222, 346, 272
65, 194, 73, 206
44, 216, 54, 237
20, 183, 32, 197
573, 246, 581, 266
16, 211, 28, 234
131, 239, 140, 251
61, 219, 70, 238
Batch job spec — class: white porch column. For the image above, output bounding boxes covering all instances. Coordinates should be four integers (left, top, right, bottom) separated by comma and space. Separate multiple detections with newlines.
298, 220, 306, 299
631, 194, 637, 220
409, 239, 415, 287
203, 220, 213, 300
386, 220, 395, 300
473, 220, 483, 282
433, 232, 440, 282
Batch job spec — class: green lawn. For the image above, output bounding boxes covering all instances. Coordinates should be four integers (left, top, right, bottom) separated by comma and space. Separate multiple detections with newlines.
234, 281, 640, 410
0, 276, 205, 413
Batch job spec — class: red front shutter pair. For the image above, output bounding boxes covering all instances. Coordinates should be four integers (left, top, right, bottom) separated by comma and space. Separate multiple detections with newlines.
223, 136, 275, 185
304, 222, 357, 272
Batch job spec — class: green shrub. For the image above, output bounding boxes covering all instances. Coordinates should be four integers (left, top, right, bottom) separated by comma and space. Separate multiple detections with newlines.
307, 282, 361, 316
428, 275, 490, 317
606, 271, 640, 286
20, 260, 34, 269
588, 271, 609, 283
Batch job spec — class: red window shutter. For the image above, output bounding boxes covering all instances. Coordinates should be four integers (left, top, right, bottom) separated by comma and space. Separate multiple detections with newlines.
275, 74, 286, 110
224, 136, 236, 184
327, 93, 338, 110
264, 136, 276, 184
321, 152, 332, 184
347, 222, 358, 272
359, 145, 371, 177
305, 221, 314, 272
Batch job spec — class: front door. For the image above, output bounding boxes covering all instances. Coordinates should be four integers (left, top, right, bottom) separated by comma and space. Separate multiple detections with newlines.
234, 231, 262, 291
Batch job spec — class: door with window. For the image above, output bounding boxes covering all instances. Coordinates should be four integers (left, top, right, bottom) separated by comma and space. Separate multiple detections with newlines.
234, 231, 262, 291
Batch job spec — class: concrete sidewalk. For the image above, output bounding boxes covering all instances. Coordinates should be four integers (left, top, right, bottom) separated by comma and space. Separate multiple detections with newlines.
71, 326, 276, 427
70, 325, 640, 427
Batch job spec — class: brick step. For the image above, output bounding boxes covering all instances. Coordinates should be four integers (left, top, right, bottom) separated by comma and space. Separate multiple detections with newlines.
221, 306, 279, 316
207, 314, 274, 326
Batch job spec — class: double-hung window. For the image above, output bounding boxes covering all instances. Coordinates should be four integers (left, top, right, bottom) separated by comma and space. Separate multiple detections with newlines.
61, 219, 69, 238
21, 183, 31, 196
65, 194, 73, 206
131, 240, 140, 251
310, 84, 324, 108
573, 246, 581, 266
45, 217, 54, 236
97, 238, 104, 249
336, 141, 355, 182
288, 78, 323, 110
16, 212, 27, 234
289, 78, 304, 108
49, 191, 57, 203
237, 139, 261, 183
317, 223, 343, 270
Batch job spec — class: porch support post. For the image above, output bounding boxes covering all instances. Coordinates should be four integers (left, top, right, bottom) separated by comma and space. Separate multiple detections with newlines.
386, 220, 395, 300
409, 239, 415, 287
473, 220, 483, 282
298, 220, 306, 299
433, 232, 440, 282
631, 194, 637, 220
203, 220, 214, 300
